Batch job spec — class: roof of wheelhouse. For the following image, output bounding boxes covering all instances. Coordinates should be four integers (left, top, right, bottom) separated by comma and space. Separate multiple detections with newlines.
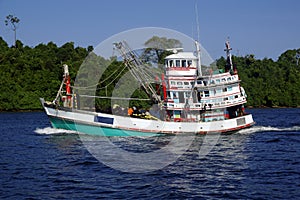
165, 52, 197, 60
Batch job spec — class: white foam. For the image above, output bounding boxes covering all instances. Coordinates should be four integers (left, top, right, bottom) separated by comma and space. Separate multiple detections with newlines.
35, 125, 300, 136
34, 127, 78, 135
237, 126, 300, 135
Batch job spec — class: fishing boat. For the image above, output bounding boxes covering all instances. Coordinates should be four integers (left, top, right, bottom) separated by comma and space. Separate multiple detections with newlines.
40, 39, 255, 136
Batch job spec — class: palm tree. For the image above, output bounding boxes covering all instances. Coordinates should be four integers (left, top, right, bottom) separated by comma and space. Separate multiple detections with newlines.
5, 15, 20, 47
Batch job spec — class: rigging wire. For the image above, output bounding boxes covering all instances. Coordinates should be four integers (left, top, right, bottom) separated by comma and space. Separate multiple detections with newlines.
113, 41, 161, 102
79, 94, 150, 101
71, 64, 127, 90
94, 65, 128, 90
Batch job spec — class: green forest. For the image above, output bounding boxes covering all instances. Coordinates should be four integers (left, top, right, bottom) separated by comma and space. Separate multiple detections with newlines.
0, 36, 300, 111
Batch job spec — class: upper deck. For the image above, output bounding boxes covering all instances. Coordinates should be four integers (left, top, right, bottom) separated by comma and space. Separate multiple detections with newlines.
195, 72, 240, 88
164, 52, 198, 77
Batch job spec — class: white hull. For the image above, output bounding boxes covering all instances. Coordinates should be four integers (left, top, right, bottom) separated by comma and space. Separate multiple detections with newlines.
42, 99, 255, 136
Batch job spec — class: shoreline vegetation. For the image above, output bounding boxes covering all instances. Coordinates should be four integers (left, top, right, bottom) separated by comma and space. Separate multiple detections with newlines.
0, 37, 300, 111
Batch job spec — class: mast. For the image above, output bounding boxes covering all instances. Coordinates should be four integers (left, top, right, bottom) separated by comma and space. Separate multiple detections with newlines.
194, 1, 202, 77
54, 64, 70, 104
224, 39, 233, 71
195, 40, 202, 77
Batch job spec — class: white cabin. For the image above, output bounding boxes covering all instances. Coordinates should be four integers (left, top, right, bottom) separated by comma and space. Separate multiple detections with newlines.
165, 52, 198, 77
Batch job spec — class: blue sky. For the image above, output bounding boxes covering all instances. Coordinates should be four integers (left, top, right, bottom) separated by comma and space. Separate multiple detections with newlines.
0, 0, 299, 60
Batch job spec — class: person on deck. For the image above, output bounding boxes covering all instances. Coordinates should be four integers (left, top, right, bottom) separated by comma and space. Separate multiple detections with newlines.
128, 107, 133, 116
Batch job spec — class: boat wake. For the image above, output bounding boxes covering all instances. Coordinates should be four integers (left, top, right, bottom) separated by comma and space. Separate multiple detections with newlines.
34, 127, 78, 135
237, 125, 300, 135
35, 125, 300, 136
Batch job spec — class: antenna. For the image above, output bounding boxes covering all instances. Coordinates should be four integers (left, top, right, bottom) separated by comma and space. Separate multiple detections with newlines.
194, 1, 202, 77
224, 37, 233, 71
195, 1, 200, 42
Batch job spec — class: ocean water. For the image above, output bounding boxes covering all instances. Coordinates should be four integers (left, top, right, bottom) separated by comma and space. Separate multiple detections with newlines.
0, 109, 299, 199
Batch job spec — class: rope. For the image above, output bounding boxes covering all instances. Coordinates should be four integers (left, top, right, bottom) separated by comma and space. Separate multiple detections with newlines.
79, 94, 150, 101
71, 64, 127, 91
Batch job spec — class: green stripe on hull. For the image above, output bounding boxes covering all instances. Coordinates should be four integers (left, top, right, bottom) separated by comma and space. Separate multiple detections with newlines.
49, 116, 160, 137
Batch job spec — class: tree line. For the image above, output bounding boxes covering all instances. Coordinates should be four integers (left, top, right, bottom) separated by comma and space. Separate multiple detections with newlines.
0, 36, 299, 111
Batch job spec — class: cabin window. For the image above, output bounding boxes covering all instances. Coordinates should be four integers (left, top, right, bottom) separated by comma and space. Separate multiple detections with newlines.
169, 60, 174, 67
176, 60, 181, 67
174, 111, 181, 118
170, 81, 176, 85
184, 82, 189, 85
227, 77, 232, 81
216, 79, 220, 84
227, 86, 232, 91
187, 60, 192, 67
211, 80, 215, 84
224, 97, 229, 101
177, 82, 183, 85
167, 91, 171, 98
221, 78, 226, 82
173, 92, 178, 98
235, 95, 239, 99
197, 80, 202, 85
182, 60, 187, 67
204, 91, 209, 97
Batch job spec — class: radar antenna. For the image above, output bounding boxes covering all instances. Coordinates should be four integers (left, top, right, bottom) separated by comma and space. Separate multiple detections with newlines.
224, 38, 233, 72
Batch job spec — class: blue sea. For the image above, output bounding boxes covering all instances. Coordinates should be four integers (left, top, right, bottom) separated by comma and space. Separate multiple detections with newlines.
0, 108, 299, 199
